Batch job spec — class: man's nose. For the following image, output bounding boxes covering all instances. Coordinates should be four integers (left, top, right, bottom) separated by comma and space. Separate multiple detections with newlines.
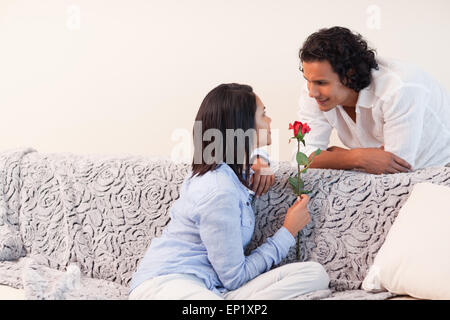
308, 84, 320, 98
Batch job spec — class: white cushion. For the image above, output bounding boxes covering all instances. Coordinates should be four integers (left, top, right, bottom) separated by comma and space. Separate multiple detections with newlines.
0, 285, 25, 300
362, 182, 450, 300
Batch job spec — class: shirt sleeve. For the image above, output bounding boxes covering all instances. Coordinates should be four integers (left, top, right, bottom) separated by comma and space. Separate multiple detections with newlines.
295, 85, 333, 164
250, 147, 270, 165
382, 85, 428, 170
197, 191, 295, 291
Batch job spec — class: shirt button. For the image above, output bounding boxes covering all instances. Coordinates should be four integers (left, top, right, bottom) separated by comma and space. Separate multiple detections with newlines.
246, 202, 250, 206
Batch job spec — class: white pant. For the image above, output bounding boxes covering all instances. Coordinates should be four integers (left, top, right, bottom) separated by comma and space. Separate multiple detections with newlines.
129, 261, 329, 300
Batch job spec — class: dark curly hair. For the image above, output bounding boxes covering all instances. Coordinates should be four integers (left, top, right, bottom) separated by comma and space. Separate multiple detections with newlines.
299, 26, 379, 92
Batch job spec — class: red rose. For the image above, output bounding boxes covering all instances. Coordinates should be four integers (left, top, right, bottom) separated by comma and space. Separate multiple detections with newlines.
301, 123, 311, 135
289, 121, 311, 137
289, 121, 302, 137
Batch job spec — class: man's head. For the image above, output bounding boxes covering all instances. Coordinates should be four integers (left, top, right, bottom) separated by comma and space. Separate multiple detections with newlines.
299, 26, 378, 111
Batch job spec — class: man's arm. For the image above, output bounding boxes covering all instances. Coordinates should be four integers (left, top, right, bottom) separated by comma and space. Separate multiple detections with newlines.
307, 147, 359, 170
308, 146, 412, 174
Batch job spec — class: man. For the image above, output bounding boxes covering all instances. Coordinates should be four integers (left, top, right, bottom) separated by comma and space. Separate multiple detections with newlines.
296, 26, 450, 174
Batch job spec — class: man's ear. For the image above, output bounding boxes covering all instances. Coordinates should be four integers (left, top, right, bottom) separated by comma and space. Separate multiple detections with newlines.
344, 69, 355, 85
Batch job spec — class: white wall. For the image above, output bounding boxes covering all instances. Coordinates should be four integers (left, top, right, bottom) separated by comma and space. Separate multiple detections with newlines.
1, 0, 449, 161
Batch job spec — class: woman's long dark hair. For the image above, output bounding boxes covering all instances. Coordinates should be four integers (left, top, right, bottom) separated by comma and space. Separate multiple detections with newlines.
191, 83, 257, 188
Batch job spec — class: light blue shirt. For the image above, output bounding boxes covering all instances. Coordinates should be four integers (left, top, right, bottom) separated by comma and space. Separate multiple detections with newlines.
129, 163, 295, 295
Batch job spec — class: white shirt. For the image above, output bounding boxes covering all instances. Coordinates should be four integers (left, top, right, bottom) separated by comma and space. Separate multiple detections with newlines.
296, 57, 450, 170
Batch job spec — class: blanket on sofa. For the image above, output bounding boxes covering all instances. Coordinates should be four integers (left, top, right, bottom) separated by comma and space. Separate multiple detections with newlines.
1, 148, 449, 299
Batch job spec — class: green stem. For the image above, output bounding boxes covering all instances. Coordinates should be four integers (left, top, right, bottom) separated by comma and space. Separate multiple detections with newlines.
297, 140, 301, 196
297, 139, 301, 261
300, 164, 310, 174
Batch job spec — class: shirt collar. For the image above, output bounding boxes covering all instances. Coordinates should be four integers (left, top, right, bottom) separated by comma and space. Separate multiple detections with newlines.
356, 82, 377, 109
355, 67, 381, 109
218, 163, 255, 197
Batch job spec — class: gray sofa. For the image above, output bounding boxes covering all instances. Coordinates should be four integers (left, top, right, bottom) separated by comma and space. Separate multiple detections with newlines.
1, 148, 449, 299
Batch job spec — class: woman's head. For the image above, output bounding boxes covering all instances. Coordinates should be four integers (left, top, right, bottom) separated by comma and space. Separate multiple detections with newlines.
191, 83, 271, 187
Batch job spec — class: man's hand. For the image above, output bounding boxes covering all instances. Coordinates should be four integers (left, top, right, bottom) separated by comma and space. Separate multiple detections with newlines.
355, 146, 412, 174
250, 157, 275, 197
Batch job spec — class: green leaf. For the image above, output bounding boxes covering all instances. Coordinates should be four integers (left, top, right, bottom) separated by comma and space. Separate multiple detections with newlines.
288, 176, 305, 195
308, 148, 322, 165
299, 179, 304, 190
288, 176, 298, 194
288, 176, 298, 188
296, 152, 309, 166
300, 189, 312, 195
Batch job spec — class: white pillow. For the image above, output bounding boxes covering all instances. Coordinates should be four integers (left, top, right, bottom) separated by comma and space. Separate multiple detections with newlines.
362, 182, 450, 300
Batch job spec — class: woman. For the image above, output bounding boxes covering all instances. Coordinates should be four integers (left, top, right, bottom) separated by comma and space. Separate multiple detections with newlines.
129, 83, 329, 299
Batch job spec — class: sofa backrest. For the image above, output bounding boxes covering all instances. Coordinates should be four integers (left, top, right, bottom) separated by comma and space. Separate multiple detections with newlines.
2, 149, 450, 290
16, 151, 190, 286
